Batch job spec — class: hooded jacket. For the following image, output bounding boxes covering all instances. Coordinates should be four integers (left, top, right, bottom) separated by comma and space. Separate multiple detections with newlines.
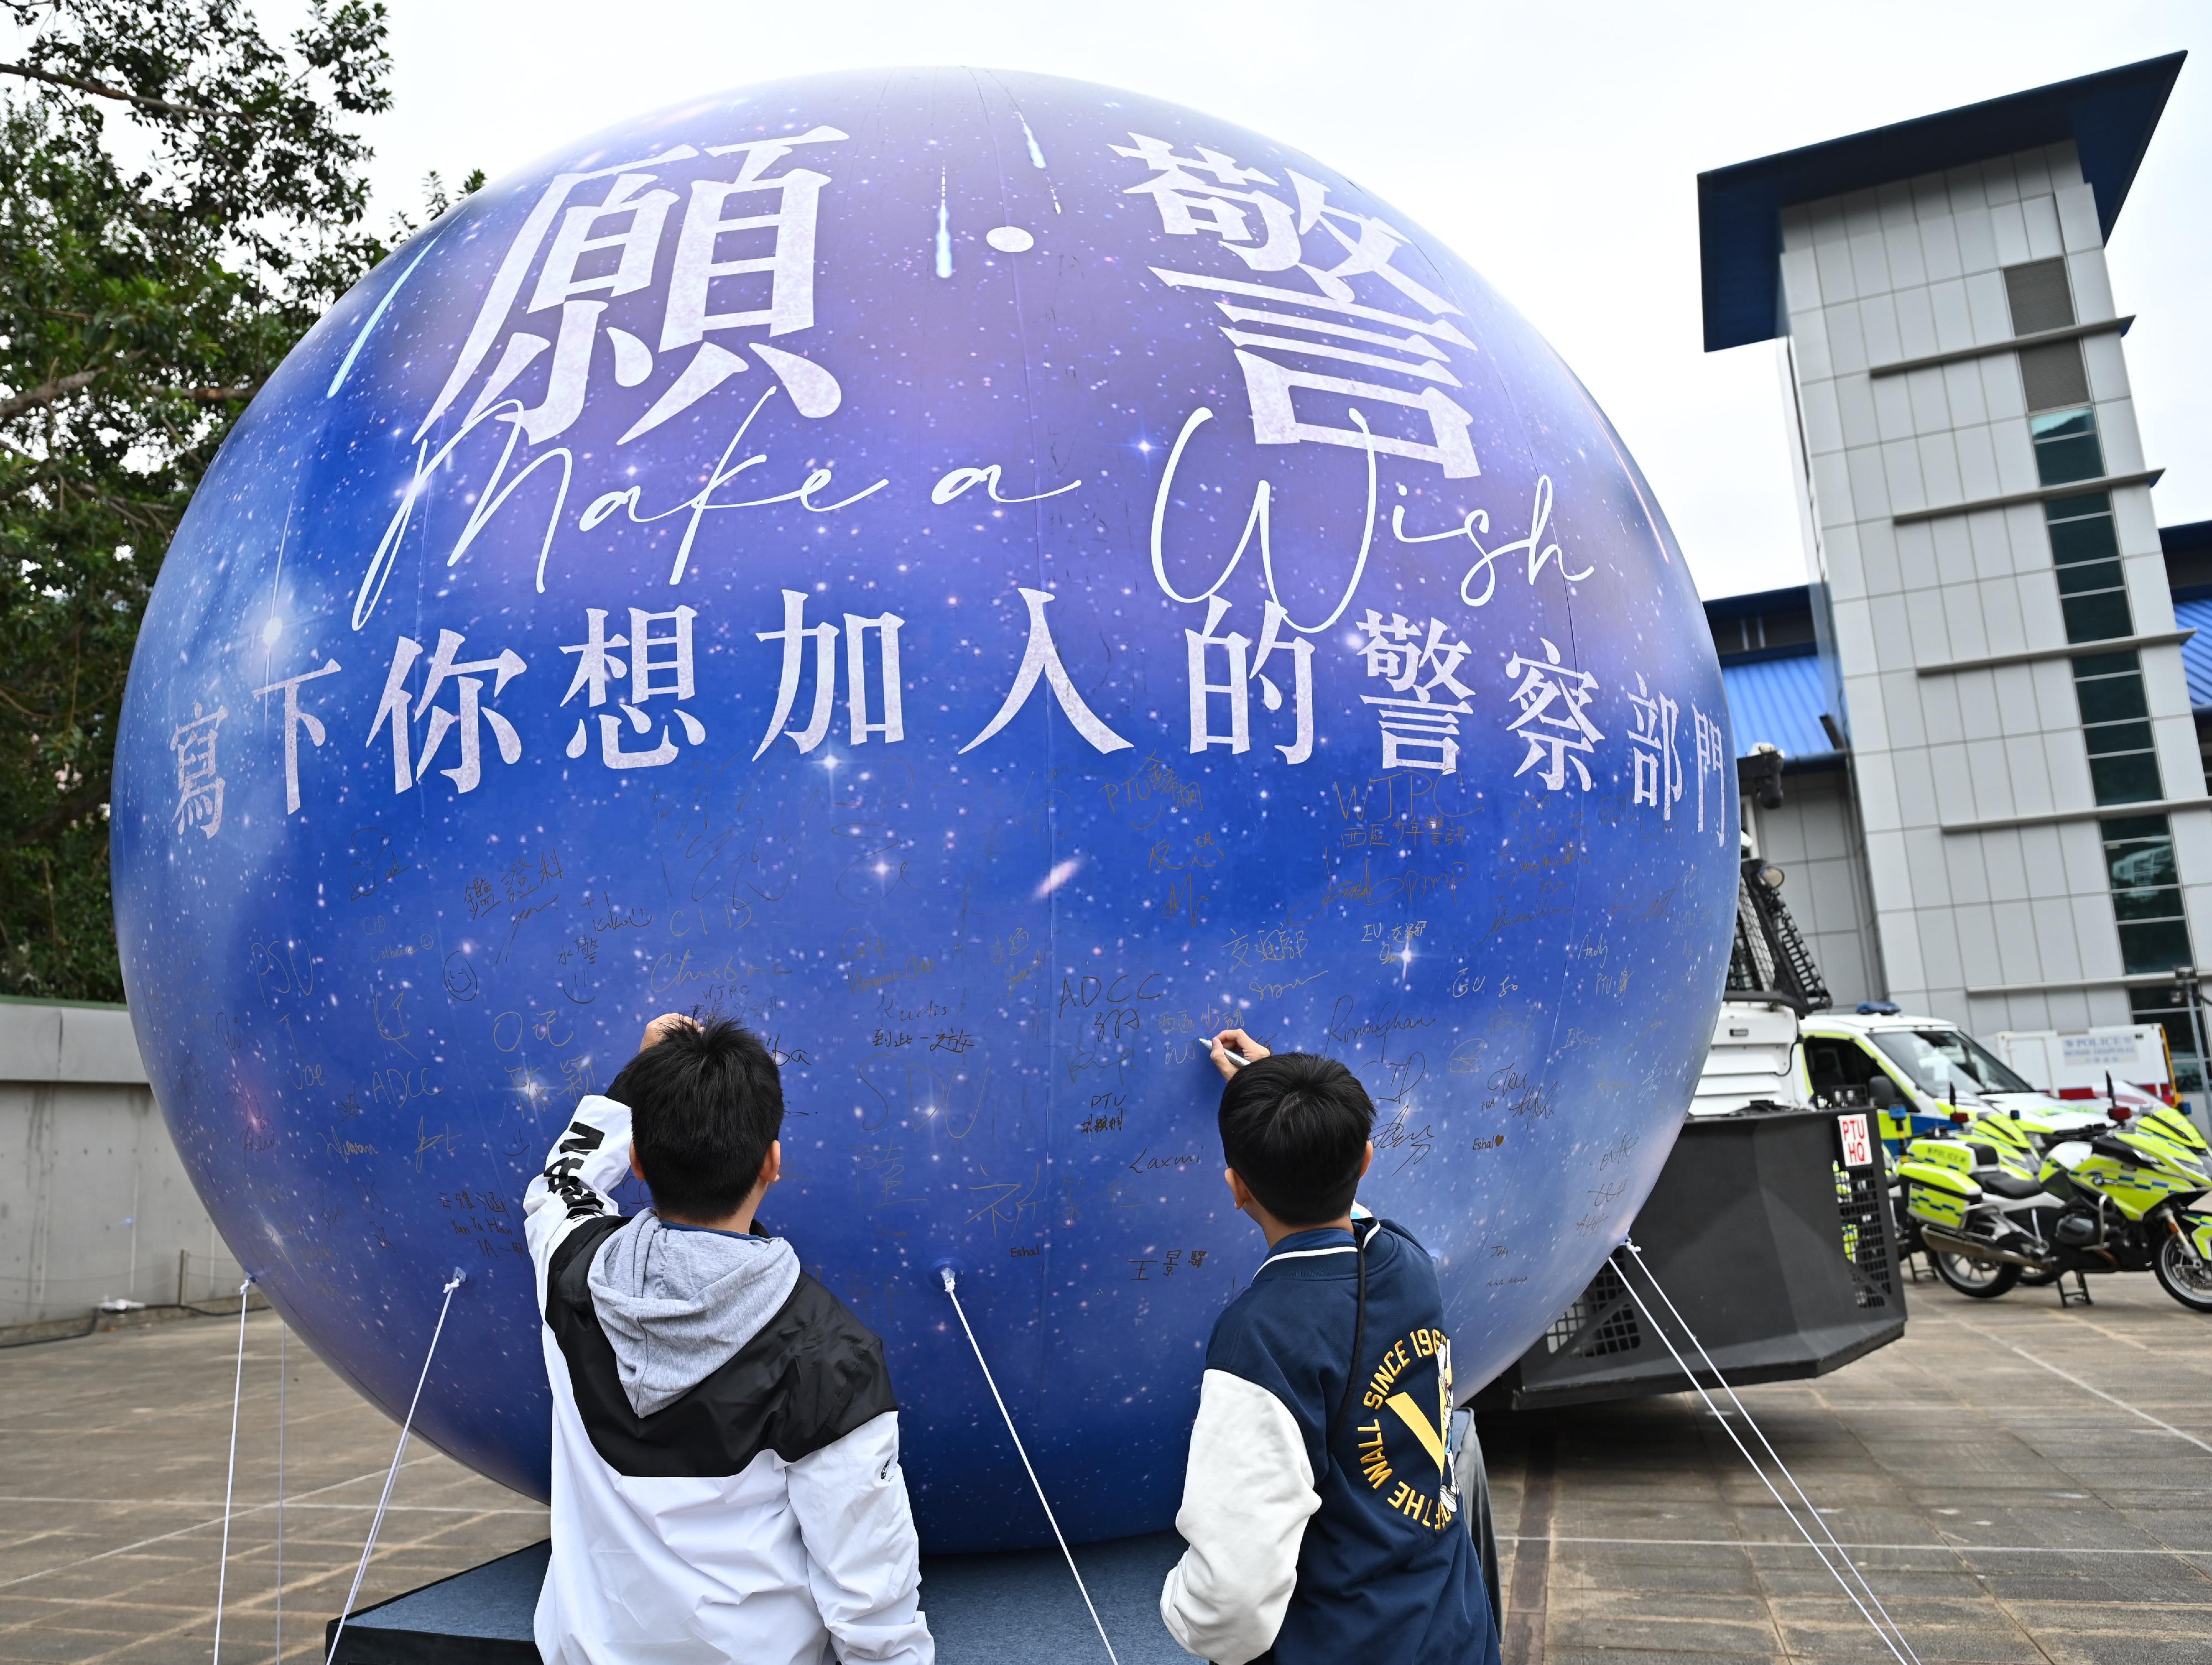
523, 1094, 933, 1665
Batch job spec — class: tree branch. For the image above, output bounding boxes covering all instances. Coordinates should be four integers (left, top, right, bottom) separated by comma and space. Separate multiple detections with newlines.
0, 60, 221, 120
0, 355, 236, 421
0, 367, 102, 422
14, 775, 111, 847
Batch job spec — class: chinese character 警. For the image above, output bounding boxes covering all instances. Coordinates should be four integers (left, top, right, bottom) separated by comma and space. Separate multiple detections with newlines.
753, 591, 906, 759
1115, 133, 1479, 477
1625, 674, 1683, 820
1503, 638, 1602, 792
561, 606, 707, 769
1353, 610, 1476, 774
367, 630, 527, 795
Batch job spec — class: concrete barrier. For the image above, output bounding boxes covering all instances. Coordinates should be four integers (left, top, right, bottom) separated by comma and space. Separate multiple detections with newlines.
0, 997, 244, 1338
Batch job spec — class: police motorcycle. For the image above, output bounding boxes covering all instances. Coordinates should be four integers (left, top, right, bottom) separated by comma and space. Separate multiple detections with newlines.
1869, 1073, 2088, 1286
1896, 1092, 2212, 1311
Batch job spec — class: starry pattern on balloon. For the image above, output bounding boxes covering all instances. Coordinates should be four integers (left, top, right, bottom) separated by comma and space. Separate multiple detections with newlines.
111, 69, 1735, 1553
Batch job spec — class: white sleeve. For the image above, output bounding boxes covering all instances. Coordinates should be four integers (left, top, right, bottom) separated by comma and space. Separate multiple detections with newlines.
522, 1095, 634, 1300
786, 1410, 934, 1665
1160, 1369, 1321, 1665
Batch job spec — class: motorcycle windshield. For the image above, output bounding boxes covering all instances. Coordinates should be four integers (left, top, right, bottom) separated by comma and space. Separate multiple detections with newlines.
1873, 1029, 2037, 1099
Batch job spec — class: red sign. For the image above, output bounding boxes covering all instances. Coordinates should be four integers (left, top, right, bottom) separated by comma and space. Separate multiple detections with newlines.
1838, 1112, 1874, 1168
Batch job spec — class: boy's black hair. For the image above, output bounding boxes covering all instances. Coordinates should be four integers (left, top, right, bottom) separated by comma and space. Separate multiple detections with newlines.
1218, 1052, 1374, 1226
607, 1017, 784, 1219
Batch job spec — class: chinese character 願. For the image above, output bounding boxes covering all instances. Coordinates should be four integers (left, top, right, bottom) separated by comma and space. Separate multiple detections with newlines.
412, 129, 852, 451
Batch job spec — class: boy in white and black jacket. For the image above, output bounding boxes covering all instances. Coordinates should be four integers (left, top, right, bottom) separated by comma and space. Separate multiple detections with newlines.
523, 1013, 933, 1665
1161, 1031, 1501, 1665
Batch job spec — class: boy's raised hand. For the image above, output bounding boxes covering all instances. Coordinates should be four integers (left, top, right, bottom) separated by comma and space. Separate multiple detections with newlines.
639, 1012, 697, 1050
1208, 1027, 1271, 1080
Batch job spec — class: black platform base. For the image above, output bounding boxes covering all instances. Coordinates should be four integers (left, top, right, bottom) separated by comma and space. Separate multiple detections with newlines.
326, 1531, 1192, 1663
1475, 1104, 1908, 1410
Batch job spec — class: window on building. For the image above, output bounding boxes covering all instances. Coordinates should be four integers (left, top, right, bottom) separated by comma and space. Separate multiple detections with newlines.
2004, 257, 2075, 335
2073, 651, 2162, 806
2031, 406, 2104, 487
2046, 492, 2132, 645
2062, 591, 2134, 649
1707, 602, 1815, 661
2020, 340, 2092, 412
2102, 815, 2192, 974
1760, 607, 1815, 650
2129, 984, 2206, 1102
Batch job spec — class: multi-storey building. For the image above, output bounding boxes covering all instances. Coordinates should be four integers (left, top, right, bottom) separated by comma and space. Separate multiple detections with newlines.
1697, 54, 2210, 1099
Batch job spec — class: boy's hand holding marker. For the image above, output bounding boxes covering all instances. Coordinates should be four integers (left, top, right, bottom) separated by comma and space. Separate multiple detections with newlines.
1208, 1026, 1270, 1076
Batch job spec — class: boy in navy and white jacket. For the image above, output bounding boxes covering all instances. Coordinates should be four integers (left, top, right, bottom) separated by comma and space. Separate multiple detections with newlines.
523, 1012, 933, 1665
1161, 1031, 1501, 1665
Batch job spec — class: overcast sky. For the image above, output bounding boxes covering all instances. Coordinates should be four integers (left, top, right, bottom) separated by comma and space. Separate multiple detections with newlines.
354, 2, 2208, 602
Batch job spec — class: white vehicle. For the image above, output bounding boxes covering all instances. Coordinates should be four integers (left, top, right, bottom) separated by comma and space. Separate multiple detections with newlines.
1690, 994, 1811, 1117
1988, 1025, 2193, 1125
1798, 1008, 2101, 1147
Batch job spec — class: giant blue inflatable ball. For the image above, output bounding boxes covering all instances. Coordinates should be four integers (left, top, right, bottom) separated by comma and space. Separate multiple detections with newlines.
112, 69, 1735, 1550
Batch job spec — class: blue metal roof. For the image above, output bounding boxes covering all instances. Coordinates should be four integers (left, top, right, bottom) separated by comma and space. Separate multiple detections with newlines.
1699, 53, 2185, 353
2175, 596, 2212, 712
1719, 649, 1837, 764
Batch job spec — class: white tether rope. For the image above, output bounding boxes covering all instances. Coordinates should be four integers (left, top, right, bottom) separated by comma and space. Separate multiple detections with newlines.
210, 1276, 254, 1663
325, 1269, 467, 1665
1613, 1241, 1918, 1665
940, 1267, 1120, 1665
275, 1315, 287, 1663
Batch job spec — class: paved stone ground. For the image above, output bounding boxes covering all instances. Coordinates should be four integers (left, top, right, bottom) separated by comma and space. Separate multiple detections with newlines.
1480, 1268, 2212, 1665
0, 1266, 2205, 1663
0, 1309, 545, 1663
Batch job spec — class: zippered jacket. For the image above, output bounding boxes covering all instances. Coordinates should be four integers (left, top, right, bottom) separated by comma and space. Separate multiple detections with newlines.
523, 1094, 934, 1665
1161, 1219, 1500, 1665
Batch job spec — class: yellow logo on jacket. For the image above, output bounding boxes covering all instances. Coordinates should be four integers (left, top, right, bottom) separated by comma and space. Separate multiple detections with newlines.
1353, 1325, 1459, 1531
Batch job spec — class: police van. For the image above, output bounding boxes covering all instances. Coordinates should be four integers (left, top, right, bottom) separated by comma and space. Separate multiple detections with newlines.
1798, 1007, 2098, 1150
